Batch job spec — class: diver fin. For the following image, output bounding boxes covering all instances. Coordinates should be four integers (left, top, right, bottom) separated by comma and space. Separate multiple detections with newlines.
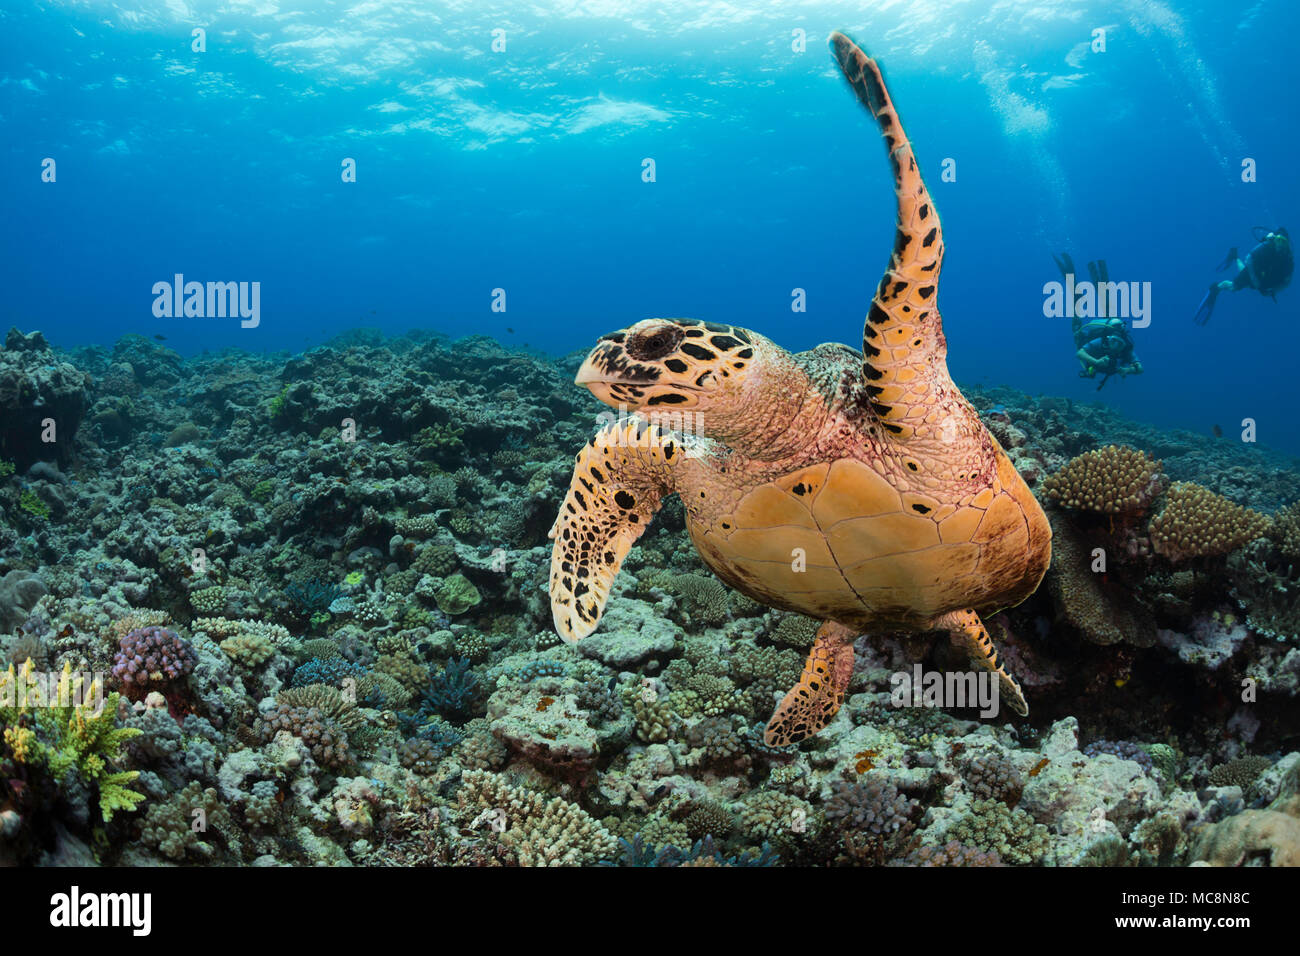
1053, 252, 1074, 281
548, 417, 677, 641
933, 608, 1028, 717
764, 621, 857, 746
1193, 284, 1220, 325
1216, 247, 1238, 272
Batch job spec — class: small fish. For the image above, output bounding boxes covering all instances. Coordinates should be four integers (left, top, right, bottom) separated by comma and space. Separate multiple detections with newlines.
652, 784, 670, 799
1212, 424, 1223, 438
506, 327, 515, 334
153, 334, 166, 341
607, 676, 617, 692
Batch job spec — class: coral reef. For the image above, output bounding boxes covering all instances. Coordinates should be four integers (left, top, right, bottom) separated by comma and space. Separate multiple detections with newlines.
1, 325, 1298, 868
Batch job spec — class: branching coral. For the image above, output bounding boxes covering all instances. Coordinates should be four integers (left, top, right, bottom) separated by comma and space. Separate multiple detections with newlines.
670, 573, 730, 627
1208, 755, 1272, 790
945, 798, 1052, 865
903, 840, 1003, 867
824, 776, 920, 863
407, 657, 483, 724
457, 769, 618, 866
957, 750, 1025, 805
139, 781, 237, 861
1149, 483, 1271, 562
0, 661, 145, 822
1042, 445, 1163, 513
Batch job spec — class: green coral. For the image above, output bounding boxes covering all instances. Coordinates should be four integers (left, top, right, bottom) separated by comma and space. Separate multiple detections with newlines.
0, 459, 14, 478
415, 423, 465, 453
1208, 755, 1272, 790
18, 489, 50, 521
435, 573, 481, 616
268, 383, 291, 419
946, 798, 1052, 865
0, 661, 145, 822
139, 781, 237, 861
250, 479, 276, 503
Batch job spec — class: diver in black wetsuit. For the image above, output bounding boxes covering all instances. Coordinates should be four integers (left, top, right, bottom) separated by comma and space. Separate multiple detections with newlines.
1193, 227, 1292, 325
1053, 252, 1144, 391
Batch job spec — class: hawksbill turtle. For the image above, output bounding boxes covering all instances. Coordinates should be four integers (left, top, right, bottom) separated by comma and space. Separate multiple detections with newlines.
548, 32, 1052, 746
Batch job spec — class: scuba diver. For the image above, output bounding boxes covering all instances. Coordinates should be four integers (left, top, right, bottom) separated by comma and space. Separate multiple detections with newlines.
1053, 252, 1144, 391
1193, 226, 1292, 325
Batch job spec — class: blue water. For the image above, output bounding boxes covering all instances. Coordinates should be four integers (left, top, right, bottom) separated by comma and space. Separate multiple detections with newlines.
2, 1, 1296, 451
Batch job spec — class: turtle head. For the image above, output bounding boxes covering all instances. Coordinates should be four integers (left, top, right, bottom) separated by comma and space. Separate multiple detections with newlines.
575, 318, 764, 416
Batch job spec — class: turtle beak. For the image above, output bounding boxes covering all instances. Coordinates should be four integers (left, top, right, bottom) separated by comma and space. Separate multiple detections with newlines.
574, 354, 608, 387
573, 340, 669, 409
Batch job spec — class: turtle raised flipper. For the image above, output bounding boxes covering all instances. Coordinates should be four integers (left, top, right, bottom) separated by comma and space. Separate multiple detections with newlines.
933, 608, 1029, 716
548, 417, 680, 641
831, 31, 946, 441
764, 621, 858, 747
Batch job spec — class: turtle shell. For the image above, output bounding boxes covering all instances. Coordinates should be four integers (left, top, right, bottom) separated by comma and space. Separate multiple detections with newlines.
687, 442, 1050, 630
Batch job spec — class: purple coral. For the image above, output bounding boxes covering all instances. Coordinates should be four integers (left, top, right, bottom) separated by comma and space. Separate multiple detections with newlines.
1082, 739, 1153, 774
112, 625, 198, 688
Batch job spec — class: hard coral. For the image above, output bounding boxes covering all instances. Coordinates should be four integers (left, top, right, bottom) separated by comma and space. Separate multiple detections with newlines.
1042, 445, 1163, 513
1149, 483, 1271, 562
258, 703, 352, 772
457, 769, 618, 866
111, 625, 197, 690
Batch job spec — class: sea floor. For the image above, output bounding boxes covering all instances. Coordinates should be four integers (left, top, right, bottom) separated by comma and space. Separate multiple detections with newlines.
1, 325, 1298, 867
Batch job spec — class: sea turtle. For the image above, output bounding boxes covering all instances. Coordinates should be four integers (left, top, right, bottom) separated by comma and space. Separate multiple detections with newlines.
548, 32, 1052, 746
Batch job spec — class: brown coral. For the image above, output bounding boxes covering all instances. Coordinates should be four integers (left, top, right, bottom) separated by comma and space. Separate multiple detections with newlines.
1191, 809, 1300, 867
1042, 445, 1163, 513
1046, 514, 1155, 647
1269, 499, 1300, 561
1149, 483, 1271, 563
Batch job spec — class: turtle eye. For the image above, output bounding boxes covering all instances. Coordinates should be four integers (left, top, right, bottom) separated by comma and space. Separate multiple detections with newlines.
626, 326, 685, 361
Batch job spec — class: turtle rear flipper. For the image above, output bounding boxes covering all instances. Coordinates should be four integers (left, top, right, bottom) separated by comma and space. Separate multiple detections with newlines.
934, 608, 1028, 716
764, 621, 857, 746
830, 32, 947, 442
549, 418, 678, 640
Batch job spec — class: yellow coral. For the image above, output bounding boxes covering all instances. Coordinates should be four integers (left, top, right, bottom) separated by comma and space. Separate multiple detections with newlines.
1042, 445, 1162, 513
1149, 483, 1271, 562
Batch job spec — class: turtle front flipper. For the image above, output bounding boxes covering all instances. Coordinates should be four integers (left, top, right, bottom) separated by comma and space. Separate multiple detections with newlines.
548, 417, 679, 641
830, 32, 947, 441
764, 621, 857, 746
933, 608, 1029, 717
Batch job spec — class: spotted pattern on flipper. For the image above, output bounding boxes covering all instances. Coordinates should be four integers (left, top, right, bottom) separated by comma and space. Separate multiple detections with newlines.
764, 620, 858, 746
932, 608, 1028, 716
548, 417, 678, 640
830, 32, 947, 442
